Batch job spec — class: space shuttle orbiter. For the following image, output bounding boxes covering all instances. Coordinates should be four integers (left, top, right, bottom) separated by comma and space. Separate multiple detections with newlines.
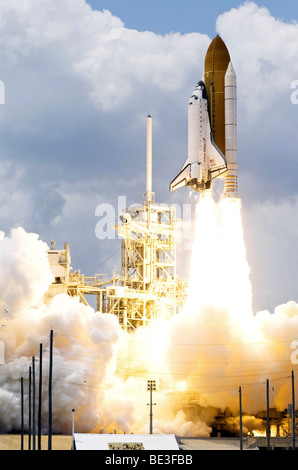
170, 35, 238, 197
170, 80, 227, 192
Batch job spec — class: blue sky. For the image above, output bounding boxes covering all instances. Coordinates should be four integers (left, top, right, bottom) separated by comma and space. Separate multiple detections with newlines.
86, 0, 298, 35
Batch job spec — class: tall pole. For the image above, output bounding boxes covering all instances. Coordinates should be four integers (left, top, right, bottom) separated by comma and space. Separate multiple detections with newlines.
72, 409, 75, 450
292, 371, 296, 450
239, 386, 243, 450
147, 380, 156, 435
266, 379, 270, 451
38, 343, 42, 450
48, 330, 53, 451
146, 115, 152, 196
32, 357, 36, 450
28, 366, 31, 451
21, 377, 24, 451
149, 386, 153, 435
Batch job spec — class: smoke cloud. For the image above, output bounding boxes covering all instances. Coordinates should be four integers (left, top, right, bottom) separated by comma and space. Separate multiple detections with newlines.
0, 200, 297, 437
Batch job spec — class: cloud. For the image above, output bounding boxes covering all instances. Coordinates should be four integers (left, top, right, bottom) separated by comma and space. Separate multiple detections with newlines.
0, 0, 209, 110
217, 2, 298, 111
0, 227, 53, 312
243, 197, 298, 312
0, 0, 297, 312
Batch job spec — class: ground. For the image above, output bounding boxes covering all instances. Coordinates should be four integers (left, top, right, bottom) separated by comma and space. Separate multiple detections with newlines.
0, 435, 72, 450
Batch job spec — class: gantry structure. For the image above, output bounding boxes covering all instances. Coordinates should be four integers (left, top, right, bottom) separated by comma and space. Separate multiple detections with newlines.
44, 116, 188, 331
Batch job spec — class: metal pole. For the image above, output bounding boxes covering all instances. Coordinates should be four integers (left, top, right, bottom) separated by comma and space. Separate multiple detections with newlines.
149, 386, 153, 435
239, 386, 243, 450
147, 380, 156, 435
32, 356, 36, 450
21, 377, 24, 451
146, 115, 152, 196
266, 379, 270, 450
72, 409, 75, 450
28, 366, 31, 451
48, 330, 53, 451
38, 343, 42, 450
292, 371, 296, 450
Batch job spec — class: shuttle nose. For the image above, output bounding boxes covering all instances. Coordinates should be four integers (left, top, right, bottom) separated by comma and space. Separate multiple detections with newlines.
195, 81, 208, 99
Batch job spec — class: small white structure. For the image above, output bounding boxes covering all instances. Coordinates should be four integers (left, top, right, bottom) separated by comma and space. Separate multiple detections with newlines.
44, 241, 71, 304
73, 433, 180, 451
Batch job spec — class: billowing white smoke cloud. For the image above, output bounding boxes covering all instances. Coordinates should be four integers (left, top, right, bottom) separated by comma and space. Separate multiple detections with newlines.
0, 227, 53, 312
145, 410, 212, 438
223, 415, 265, 436
0, 228, 131, 434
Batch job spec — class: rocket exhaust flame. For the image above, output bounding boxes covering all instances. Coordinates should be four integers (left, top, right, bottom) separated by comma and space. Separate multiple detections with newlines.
185, 195, 253, 324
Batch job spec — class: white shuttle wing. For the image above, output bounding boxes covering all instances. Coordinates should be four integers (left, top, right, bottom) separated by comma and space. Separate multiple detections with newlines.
169, 159, 192, 192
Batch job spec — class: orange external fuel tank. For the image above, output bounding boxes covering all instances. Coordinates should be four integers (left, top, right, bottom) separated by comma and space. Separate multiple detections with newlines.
204, 35, 230, 155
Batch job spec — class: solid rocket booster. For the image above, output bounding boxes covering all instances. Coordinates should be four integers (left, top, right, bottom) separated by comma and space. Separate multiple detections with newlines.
224, 62, 238, 196
169, 35, 238, 197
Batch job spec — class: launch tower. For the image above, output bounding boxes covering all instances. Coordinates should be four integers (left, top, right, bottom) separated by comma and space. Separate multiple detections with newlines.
45, 116, 187, 331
